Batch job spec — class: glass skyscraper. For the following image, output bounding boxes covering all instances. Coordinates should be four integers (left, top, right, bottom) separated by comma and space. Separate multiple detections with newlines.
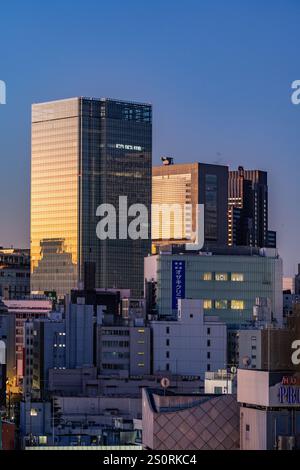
31, 97, 152, 298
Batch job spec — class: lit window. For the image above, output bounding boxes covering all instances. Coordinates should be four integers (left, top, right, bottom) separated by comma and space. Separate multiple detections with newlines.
215, 300, 228, 309
231, 300, 245, 310
39, 436, 47, 445
138, 363, 145, 367
138, 329, 145, 333
231, 273, 244, 282
203, 272, 212, 281
138, 352, 145, 355
215, 273, 228, 281
203, 300, 212, 309
30, 408, 38, 416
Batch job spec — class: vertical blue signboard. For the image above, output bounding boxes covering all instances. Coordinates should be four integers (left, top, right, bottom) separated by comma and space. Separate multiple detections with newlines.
172, 260, 185, 309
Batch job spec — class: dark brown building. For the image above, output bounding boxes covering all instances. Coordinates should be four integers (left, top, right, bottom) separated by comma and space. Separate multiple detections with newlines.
228, 166, 276, 248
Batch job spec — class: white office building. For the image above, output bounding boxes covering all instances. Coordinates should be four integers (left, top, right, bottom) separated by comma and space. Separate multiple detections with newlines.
150, 299, 227, 379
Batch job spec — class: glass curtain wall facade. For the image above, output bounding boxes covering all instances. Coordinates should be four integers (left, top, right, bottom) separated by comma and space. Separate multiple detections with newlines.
31, 97, 152, 298
31, 99, 79, 297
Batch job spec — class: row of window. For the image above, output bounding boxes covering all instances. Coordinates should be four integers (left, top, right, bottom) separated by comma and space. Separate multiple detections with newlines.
204, 299, 245, 310
102, 340, 129, 348
203, 272, 244, 282
101, 330, 130, 336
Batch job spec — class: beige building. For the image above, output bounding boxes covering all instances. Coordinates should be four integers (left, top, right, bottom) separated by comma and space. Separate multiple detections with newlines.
152, 162, 228, 249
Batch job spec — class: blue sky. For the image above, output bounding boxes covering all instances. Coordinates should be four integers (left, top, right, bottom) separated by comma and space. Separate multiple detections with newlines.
0, 0, 299, 275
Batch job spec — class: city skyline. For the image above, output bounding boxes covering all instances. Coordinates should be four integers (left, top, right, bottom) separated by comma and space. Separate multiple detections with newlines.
1, 0, 300, 278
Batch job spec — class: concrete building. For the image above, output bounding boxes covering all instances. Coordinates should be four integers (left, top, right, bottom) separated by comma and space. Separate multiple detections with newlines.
3, 299, 52, 387
151, 299, 226, 378
204, 369, 236, 395
283, 292, 300, 320
145, 247, 283, 325
48, 367, 202, 396
239, 304, 300, 372
65, 295, 94, 369
32, 319, 66, 395
0, 248, 30, 300
152, 161, 228, 249
238, 370, 300, 449
142, 388, 239, 450
0, 300, 15, 385
97, 322, 151, 377
20, 395, 141, 448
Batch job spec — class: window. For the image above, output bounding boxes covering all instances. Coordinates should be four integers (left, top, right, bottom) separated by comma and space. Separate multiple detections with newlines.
166, 351, 169, 358
207, 328, 211, 335
231, 300, 245, 310
30, 408, 38, 416
205, 174, 218, 241
166, 339, 170, 346
166, 363, 170, 371
190, 314, 193, 318
231, 273, 244, 282
207, 352, 210, 359
215, 273, 228, 281
166, 327, 170, 334
207, 364, 211, 371
215, 300, 228, 309
207, 340, 211, 347
203, 300, 212, 310
203, 272, 212, 281
214, 386, 222, 394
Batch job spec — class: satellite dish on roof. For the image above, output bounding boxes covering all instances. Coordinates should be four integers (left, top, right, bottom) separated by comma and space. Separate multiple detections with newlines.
242, 356, 251, 368
160, 377, 170, 389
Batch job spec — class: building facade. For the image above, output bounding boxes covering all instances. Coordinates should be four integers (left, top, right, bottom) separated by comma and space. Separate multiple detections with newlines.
3, 300, 52, 388
238, 370, 300, 449
31, 97, 152, 298
228, 166, 276, 248
144, 248, 283, 324
32, 319, 66, 395
0, 248, 30, 300
152, 161, 228, 249
150, 299, 227, 378
97, 323, 151, 377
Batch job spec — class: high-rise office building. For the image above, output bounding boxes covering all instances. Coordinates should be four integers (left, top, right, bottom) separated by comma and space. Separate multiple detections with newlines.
228, 166, 276, 248
152, 161, 228, 249
31, 97, 152, 298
